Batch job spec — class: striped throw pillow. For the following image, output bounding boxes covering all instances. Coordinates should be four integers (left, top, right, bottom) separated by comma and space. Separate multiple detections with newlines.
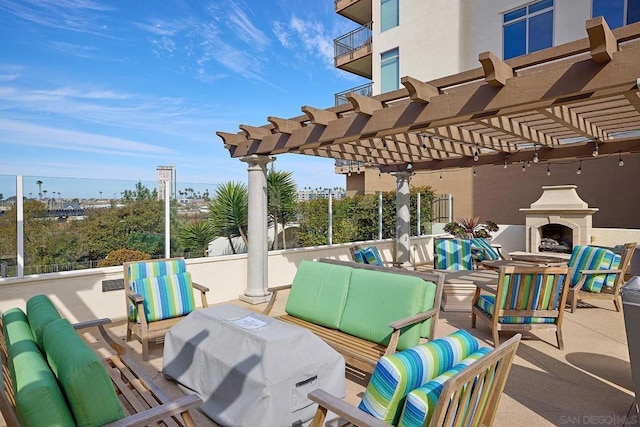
434, 239, 473, 270
397, 348, 492, 427
363, 246, 384, 266
568, 246, 616, 293
132, 272, 196, 322
352, 248, 367, 264
470, 238, 500, 261
358, 329, 479, 424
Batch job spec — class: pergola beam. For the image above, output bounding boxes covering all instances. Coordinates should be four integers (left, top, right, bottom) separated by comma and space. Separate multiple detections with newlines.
587, 17, 618, 63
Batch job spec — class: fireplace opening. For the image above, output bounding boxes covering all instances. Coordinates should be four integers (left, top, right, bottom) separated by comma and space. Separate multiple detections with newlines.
539, 224, 573, 254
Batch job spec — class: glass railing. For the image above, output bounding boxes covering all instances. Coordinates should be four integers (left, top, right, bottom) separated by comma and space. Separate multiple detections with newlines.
334, 22, 372, 59
335, 82, 373, 106
0, 175, 220, 278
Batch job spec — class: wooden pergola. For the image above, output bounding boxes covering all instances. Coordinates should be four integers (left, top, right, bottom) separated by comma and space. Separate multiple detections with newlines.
216, 18, 640, 301
218, 18, 640, 174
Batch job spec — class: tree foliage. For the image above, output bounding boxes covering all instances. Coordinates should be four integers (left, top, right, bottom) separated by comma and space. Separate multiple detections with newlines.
180, 220, 216, 256
97, 248, 151, 267
207, 181, 248, 254
267, 168, 297, 250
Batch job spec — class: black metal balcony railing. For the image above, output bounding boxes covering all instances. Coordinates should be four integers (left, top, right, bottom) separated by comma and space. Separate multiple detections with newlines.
334, 22, 372, 60
334, 82, 373, 106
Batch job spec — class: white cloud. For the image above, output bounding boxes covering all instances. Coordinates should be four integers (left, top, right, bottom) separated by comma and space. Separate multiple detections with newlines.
0, 118, 174, 157
288, 16, 334, 68
272, 21, 291, 48
226, 0, 270, 48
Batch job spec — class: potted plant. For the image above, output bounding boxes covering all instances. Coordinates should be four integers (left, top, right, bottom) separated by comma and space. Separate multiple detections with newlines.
444, 217, 499, 239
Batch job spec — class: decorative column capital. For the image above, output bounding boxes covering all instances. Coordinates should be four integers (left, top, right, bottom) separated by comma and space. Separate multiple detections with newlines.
240, 154, 275, 170
391, 170, 413, 183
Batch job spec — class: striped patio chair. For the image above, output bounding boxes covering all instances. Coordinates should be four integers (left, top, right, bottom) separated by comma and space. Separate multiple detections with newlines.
469, 237, 504, 262
568, 243, 637, 312
433, 238, 473, 270
124, 258, 209, 360
472, 265, 570, 349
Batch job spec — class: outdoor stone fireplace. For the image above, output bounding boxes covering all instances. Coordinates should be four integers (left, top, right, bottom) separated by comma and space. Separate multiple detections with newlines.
520, 185, 598, 254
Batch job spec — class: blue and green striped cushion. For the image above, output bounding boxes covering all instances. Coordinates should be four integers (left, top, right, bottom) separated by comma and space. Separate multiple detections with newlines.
358, 329, 479, 424
132, 272, 196, 322
435, 239, 473, 270
352, 248, 367, 264
397, 347, 492, 427
470, 238, 500, 261
568, 246, 616, 293
476, 295, 556, 324
363, 246, 385, 266
127, 259, 187, 282
127, 260, 188, 320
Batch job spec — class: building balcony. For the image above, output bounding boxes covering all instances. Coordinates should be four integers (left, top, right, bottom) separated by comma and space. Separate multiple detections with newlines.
335, 0, 372, 26
334, 82, 373, 106
334, 22, 372, 79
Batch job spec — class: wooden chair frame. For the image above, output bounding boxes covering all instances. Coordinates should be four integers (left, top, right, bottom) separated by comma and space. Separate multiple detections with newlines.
472, 266, 571, 350
307, 334, 521, 427
124, 258, 209, 360
568, 242, 637, 313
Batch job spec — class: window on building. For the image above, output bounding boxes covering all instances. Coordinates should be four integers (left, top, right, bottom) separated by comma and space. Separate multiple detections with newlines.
503, 0, 554, 60
593, 0, 640, 29
380, 48, 399, 93
381, 0, 399, 32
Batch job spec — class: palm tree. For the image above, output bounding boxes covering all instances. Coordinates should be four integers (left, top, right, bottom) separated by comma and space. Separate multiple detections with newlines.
208, 182, 248, 254
267, 168, 297, 250
36, 180, 43, 199
180, 221, 216, 256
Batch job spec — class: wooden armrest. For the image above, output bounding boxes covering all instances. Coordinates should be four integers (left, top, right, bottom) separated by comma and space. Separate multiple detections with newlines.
126, 289, 144, 304
473, 281, 498, 294
388, 307, 438, 330
72, 318, 112, 330
103, 394, 203, 427
263, 284, 293, 315
192, 282, 210, 293
266, 284, 293, 293
579, 269, 623, 275
307, 389, 392, 427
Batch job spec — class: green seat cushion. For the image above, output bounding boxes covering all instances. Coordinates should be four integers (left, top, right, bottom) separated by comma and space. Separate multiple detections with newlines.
398, 348, 492, 427
2, 308, 36, 350
339, 269, 426, 350
10, 338, 75, 426
44, 318, 125, 427
358, 329, 480, 424
26, 294, 62, 352
132, 272, 196, 322
285, 261, 353, 329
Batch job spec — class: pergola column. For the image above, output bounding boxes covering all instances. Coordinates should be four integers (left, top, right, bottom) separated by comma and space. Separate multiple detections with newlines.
240, 154, 274, 304
393, 171, 412, 268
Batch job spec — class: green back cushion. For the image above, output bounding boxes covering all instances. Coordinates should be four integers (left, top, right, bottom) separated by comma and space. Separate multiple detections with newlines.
44, 318, 125, 427
26, 294, 62, 352
339, 269, 426, 350
358, 329, 480, 424
132, 272, 196, 322
419, 280, 437, 339
285, 261, 353, 329
3, 308, 39, 391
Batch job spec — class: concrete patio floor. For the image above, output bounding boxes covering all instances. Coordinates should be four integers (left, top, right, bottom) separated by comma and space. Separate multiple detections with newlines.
90, 296, 640, 426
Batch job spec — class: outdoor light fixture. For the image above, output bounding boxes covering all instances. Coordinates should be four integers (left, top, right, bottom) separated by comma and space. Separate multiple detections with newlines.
576, 160, 582, 175
546, 163, 551, 176
592, 141, 599, 157
522, 162, 526, 172
473, 149, 479, 161
527, 161, 531, 167
533, 151, 539, 163
619, 152, 624, 167
503, 161, 508, 169
439, 169, 443, 179
407, 162, 413, 171
473, 167, 476, 177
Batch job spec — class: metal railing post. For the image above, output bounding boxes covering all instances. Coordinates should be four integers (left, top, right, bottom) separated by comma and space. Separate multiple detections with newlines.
17, 175, 24, 278
164, 180, 171, 258
328, 189, 333, 246
378, 191, 383, 240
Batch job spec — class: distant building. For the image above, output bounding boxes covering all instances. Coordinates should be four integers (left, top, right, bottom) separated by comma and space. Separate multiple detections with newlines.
156, 165, 175, 201
297, 187, 345, 202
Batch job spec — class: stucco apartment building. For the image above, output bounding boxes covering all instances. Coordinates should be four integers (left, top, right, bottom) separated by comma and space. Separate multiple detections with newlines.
333, 0, 640, 229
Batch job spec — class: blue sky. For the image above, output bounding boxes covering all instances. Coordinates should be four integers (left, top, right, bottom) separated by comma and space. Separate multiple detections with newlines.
0, 0, 367, 195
